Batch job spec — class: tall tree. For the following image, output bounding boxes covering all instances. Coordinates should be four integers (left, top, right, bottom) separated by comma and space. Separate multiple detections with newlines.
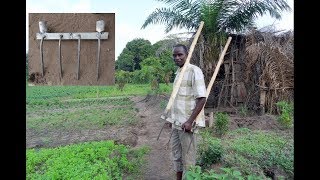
116, 38, 155, 71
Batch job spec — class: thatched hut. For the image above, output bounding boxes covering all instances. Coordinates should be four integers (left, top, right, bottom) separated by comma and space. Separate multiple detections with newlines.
190, 29, 294, 115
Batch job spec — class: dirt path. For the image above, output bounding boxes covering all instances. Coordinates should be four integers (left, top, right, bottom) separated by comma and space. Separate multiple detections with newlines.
132, 95, 175, 180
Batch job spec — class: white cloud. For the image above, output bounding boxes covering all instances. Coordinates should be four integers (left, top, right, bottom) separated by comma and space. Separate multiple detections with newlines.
255, 0, 293, 31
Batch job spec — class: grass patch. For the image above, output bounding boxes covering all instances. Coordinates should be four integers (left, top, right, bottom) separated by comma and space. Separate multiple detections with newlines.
26, 83, 172, 104
27, 96, 137, 132
26, 140, 150, 179
27, 96, 133, 113
27, 107, 137, 132
26, 84, 172, 132
222, 128, 293, 178
196, 128, 293, 179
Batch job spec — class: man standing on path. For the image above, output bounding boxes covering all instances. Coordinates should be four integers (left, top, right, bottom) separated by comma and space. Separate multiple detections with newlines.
170, 44, 207, 180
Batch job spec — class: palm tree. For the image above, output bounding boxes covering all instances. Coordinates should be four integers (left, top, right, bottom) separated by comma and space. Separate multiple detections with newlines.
141, 0, 291, 77
142, 0, 292, 108
141, 0, 291, 35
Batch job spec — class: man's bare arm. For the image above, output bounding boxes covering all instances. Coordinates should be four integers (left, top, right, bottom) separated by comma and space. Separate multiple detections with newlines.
182, 97, 206, 132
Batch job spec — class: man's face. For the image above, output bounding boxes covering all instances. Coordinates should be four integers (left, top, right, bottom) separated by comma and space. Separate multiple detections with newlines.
173, 46, 187, 68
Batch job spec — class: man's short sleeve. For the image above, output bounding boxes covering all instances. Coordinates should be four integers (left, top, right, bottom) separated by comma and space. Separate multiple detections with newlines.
192, 67, 206, 98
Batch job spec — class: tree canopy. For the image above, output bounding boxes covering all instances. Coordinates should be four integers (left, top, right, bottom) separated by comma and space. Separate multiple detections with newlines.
116, 38, 155, 71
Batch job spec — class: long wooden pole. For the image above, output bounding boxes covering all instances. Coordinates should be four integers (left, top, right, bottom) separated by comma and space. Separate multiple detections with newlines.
163, 21, 204, 116
194, 36, 232, 125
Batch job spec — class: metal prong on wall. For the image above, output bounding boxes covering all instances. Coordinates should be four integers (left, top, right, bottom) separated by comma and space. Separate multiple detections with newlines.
58, 34, 63, 80
39, 21, 47, 77
76, 34, 81, 80
39, 21, 47, 33
96, 20, 105, 81
36, 20, 109, 82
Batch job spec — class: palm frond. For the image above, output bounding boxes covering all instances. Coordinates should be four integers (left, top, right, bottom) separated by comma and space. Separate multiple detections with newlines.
142, 0, 203, 33
218, 0, 291, 33
141, 8, 180, 30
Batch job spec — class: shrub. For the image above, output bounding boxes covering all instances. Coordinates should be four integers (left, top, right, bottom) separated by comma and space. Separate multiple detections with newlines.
239, 105, 248, 117
214, 112, 229, 136
115, 70, 131, 91
276, 101, 293, 128
197, 134, 223, 168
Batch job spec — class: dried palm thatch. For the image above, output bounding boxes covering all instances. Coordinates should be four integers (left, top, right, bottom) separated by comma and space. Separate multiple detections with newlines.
244, 29, 293, 114
184, 28, 293, 114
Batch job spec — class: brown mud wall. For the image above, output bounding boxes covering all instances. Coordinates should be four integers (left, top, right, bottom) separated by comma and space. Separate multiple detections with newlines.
28, 13, 115, 85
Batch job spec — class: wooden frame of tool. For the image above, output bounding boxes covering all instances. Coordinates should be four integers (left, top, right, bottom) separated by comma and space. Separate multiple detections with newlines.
36, 20, 109, 80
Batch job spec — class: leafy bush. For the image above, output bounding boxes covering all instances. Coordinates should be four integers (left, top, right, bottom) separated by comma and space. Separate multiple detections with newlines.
239, 105, 248, 117
197, 130, 223, 168
276, 101, 293, 128
214, 112, 229, 136
115, 70, 131, 91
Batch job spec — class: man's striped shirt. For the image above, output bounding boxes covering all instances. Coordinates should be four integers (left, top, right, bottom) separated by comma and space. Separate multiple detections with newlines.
171, 64, 207, 130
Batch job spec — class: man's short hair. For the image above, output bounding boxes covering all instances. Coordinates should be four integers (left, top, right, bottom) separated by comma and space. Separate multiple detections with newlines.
173, 44, 188, 53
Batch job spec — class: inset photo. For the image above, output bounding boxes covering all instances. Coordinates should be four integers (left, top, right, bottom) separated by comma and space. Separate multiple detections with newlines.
28, 13, 115, 85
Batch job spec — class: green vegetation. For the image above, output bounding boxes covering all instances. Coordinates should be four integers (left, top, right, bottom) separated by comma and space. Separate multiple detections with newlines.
26, 140, 150, 179
114, 37, 177, 91
26, 84, 172, 103
185, 166, 265, 180
195, 128, 293, 179
26, 84, 172, 133
142, 0, 291, 39
116, 38, 154, 72
197, 130, 223, 168
223, 128, 293, 178
276, 101, 294, 128
26, 84, 158, 179
214, 112, 230, 136
27, 84, 293, 179
239, 105, 249, 117
115, 70, 131, 91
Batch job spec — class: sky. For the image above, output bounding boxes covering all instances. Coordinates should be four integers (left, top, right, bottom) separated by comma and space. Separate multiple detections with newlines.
26, 0, 293, 60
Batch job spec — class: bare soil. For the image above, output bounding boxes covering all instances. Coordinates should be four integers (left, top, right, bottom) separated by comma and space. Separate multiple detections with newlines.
26, 94, 289, 179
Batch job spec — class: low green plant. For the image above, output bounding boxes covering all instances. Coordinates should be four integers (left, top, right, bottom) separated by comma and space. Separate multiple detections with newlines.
223, 128, 293, 179
184, 166, 265, 180
214, 112, 229, 136
239, 105, 248, 117
26, 141, 150, 179
197, 130, 223, 168
275, 101, 293, 128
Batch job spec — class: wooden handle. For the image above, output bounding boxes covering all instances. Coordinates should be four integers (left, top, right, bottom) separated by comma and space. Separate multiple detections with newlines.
195, 36, 232, 124
164, 21, 205, 115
